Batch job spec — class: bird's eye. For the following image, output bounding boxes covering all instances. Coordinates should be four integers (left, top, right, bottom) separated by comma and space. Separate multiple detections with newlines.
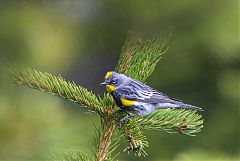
111, 78, 117, 84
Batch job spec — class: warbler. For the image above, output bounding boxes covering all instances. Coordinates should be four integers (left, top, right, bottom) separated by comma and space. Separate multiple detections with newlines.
101, 71, 203, 122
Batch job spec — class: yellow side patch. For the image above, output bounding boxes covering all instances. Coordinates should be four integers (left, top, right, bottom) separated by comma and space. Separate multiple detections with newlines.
121, 98, 136, 106
105, 71, 113, 79
106, 85, 115, 93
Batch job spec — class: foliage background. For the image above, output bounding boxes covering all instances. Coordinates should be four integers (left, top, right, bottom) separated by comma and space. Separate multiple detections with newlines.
0, 0, 239, 161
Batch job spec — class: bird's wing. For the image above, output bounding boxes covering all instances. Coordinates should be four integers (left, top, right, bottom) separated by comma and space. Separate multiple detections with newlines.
137, 89, 183, 104
119, 81, 183, 104
116, 86, 141, 101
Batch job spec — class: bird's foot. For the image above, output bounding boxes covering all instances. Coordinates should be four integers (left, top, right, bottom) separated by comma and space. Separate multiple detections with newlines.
112, 109, 123, 116
119, 115, 134, 126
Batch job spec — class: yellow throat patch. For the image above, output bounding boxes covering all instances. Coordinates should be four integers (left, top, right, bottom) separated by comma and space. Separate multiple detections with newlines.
105, 71, 113, 79
106, 85, 115, 93
121, 98, 136, 106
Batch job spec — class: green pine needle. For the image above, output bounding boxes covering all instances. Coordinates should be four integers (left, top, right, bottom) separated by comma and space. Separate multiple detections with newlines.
46, 150, 90, 161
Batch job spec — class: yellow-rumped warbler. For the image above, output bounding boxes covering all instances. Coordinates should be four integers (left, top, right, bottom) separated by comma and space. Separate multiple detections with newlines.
101, 71, 203, 122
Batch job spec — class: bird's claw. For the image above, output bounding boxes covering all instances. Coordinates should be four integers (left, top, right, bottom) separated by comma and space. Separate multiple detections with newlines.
112, 109, 123, 116
112, 110, 135, 125
118, 115, 134, 126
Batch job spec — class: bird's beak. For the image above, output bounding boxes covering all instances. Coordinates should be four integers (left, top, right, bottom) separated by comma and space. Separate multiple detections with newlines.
100, 82, 107, 85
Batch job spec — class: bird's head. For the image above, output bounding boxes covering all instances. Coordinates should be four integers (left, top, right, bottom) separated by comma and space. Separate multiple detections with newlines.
100, 71, 128, 93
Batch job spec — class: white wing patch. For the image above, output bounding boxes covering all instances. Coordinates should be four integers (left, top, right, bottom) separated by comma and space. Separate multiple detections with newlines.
156, 103, 179, 108
137, 90, 153, 99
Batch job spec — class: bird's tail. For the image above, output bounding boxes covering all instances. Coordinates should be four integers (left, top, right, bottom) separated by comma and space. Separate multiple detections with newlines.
178, 103, 203, 111
156, 103, 203, 111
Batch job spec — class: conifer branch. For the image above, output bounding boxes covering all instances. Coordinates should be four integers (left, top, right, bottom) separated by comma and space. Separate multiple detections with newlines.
12, 68, 104, 115
119, 118, 148, 156
99, 94, 117, 115
13, 68, 119, 160
94, 118, 116, 161
140, 109, 203, 136
116, 32, 171, 82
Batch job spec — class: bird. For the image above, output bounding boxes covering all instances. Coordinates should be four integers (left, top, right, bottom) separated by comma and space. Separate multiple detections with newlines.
100, 71, 203, 123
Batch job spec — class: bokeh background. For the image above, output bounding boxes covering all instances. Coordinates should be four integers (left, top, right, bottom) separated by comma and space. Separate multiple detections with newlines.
0, 1, 239, 161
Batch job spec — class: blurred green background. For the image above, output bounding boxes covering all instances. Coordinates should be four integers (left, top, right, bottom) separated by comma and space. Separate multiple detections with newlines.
0, 0, 239, 161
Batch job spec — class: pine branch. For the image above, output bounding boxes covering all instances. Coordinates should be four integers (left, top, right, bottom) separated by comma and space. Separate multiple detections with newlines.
99, 93, 117, 116
140, 109, 203, 136
116, 109, 203, 156
119, 118, 148, 157
94, 118, 116, 161
12, 68, 104, 115
12, 68, 119, 160
116, 32, 171, 82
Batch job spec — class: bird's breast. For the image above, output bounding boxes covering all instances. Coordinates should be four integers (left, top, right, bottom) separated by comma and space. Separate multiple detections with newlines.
111, 92, 123, 107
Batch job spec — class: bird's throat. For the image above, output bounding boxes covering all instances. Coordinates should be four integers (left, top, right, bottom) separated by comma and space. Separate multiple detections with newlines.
106, 85, 115, 93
